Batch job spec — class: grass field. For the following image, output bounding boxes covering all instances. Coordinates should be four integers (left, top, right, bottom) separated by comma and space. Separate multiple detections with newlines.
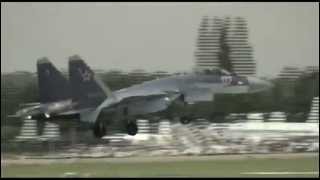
1, 154, 319, 177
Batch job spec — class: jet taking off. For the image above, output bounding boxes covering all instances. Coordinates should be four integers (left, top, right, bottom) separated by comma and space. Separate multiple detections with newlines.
10, 55, 273, 139
67, 56, 273, 138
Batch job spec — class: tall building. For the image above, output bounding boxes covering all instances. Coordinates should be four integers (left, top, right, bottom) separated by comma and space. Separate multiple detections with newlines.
194, 16, 256, 76
219, 16, 233, 73
227, 17, 256, 76
194, 16, 222, 72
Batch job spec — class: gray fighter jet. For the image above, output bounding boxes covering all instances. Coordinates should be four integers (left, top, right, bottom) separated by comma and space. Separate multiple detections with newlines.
67, 56, 273, 138
9, 55, 273, 138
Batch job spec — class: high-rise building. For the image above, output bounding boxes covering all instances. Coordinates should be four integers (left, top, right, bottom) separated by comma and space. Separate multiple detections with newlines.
227, 17, 256, 76
194, 16, 222, 72
194, 16, 256, 76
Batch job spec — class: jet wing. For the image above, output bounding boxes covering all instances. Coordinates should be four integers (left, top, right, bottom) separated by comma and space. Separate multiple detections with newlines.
109, 90, 180, 107
110, 91, 182, 116
79, 90, 182, 123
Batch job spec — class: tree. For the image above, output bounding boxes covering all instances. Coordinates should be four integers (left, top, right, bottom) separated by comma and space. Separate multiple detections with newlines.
293, 72, 319, 113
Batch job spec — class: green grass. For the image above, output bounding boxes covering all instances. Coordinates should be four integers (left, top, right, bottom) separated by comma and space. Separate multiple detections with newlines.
2, 156, 319, 177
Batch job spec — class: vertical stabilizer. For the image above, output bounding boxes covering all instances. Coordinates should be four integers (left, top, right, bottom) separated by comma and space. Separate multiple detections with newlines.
68, 55, 110, 109
37, 57, 70, 103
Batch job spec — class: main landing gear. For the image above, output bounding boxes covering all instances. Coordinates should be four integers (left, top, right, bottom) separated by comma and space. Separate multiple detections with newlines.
126, 121, 138, 136
123, 107, 138, 136
93, 120, 107, 138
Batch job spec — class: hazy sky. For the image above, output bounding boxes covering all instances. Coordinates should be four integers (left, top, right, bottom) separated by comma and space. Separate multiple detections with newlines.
1, 2, 319, 77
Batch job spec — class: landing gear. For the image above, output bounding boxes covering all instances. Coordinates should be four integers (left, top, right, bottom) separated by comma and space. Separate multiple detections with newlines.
123, 106, 138, 136
93, 120, 107, 138
126, 121, 138, 136
180, 116, 192, 124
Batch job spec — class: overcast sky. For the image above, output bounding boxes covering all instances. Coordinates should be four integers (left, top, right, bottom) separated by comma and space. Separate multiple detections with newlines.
1, 2, 319, 77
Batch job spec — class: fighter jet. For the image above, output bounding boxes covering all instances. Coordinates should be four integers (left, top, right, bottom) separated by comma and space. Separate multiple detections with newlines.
67, 56, 273, 138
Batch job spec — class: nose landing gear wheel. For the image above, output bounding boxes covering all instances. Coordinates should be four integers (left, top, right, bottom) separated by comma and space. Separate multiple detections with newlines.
127, 122, 138, 136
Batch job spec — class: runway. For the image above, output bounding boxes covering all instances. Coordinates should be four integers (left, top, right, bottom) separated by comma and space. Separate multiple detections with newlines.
2, 152, 318, 165
2, 153, 318, 177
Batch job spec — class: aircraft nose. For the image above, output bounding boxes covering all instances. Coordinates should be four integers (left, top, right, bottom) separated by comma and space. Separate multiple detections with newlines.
247, 76, 273, 93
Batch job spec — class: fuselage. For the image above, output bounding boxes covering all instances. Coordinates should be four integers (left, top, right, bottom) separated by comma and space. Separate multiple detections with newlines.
98, 72, 250, 112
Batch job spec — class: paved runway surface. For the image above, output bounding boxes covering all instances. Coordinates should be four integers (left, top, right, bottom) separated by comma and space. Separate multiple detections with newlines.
2, 152, 318, 165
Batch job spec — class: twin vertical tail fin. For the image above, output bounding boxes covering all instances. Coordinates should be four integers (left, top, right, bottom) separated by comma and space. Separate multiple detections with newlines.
68, 55, 112, 109
37, 57, 70, 103
38, 55, 112, 109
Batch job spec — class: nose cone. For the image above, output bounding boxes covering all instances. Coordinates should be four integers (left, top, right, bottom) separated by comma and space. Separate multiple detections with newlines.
247, 76, 273, 93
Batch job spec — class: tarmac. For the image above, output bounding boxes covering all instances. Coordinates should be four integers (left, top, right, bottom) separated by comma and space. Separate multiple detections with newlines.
2, 152, 318, 165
